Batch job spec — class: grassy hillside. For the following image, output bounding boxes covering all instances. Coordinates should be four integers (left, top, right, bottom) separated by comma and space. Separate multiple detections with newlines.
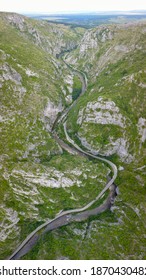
0, 13, 146, 260
65, 22, 146, 259
0, 12, 108, 260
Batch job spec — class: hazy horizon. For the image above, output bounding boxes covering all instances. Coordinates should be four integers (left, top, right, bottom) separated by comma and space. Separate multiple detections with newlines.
1, 10, 146, 17
1, 0, 146, 14
23, 10, 146, 15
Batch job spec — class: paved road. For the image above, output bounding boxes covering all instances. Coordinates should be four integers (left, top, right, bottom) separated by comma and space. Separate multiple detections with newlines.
9, 179, 118, 260
8, 59, 118, 260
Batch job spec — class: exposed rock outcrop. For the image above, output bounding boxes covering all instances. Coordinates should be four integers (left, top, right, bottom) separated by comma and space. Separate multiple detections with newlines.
43, 100, 63, 131
137, 117, 146, 142
77, 97, 133, 162
77, 97, 126, 128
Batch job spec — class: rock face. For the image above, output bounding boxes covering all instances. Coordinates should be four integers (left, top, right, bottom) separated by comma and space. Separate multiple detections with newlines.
76, 97, 133, 162
44, 101, 63, 131
0, 205, 20, 242
77, 98, 126, 128
78, 27, 113, 59
62, 74, 74, 104
4, 12, 79, 57
1, 12, 146, 261
78, 134, 133, 163
137, 118, 146, 143
0, 10, 84, 165
66, 21, 146, 166
79, 29, 99, 56
11, 168, 83, 189
2, 63, 22, 84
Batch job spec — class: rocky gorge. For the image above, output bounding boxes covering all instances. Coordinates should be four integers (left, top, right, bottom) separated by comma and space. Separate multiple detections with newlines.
0, 12, 146, 260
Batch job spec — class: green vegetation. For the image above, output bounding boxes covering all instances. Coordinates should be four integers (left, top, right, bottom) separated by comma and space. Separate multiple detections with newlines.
0, 12, 146, 260
35, 13, 146, 28
72, 75, 82, 101
64, 20, 146, 259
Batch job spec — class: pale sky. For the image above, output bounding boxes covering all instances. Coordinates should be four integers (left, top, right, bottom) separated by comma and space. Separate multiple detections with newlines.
0, 0, 146, 14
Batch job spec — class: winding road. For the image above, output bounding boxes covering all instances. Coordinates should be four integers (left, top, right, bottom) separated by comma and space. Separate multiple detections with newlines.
8, 58, 118, 260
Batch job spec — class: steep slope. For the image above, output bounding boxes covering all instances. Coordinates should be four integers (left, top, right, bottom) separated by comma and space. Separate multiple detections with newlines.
66, 22, 146, 163
0, 13, 146, 260
0, 13, 109, 260
65, 22, 146, 259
